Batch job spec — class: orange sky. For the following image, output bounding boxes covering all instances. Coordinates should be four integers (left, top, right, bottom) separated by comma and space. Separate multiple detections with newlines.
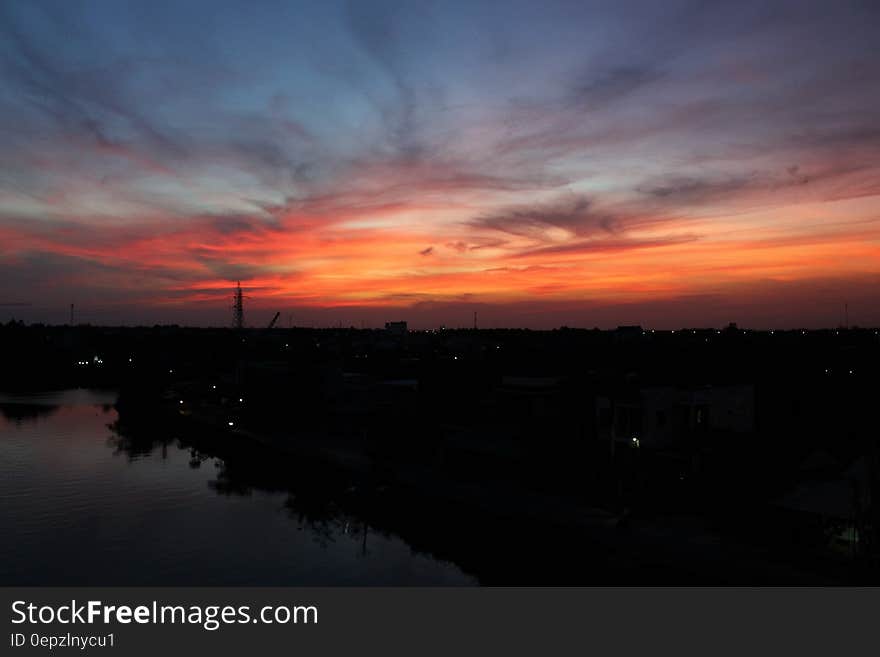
1, 1, 879, 327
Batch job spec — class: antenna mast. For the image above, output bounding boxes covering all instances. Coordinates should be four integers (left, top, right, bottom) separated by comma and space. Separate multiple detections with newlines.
232, 282, 244, 330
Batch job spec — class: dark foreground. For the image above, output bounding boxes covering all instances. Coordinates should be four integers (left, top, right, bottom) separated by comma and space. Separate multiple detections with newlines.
1, 321, 878, 584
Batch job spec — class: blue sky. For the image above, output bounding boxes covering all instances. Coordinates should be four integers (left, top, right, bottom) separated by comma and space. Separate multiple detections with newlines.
1, 0, 879, 327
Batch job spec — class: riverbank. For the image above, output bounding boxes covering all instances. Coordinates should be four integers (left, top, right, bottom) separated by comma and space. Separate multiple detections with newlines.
119, 391, 867, 584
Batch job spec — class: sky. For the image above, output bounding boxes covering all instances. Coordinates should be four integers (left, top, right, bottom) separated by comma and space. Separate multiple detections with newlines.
1, 0, 879, 329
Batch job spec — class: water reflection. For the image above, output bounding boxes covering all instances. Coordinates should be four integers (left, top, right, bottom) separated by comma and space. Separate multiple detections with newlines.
0, 403, 59, 425
110, 412, 390, 555
0, 389, 113, 425
0, 389, 475, 585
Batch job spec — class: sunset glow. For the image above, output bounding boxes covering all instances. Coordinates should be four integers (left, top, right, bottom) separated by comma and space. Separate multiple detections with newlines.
1, 0, 879, 327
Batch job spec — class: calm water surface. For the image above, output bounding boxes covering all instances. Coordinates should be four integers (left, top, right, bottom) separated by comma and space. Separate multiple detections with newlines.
0, 389, 475, 585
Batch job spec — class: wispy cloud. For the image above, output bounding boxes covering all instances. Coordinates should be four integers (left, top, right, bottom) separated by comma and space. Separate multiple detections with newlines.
1, 0, 879, 326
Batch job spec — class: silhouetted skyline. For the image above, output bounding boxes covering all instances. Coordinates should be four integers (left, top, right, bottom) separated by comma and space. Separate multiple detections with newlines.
2, 321, 878, 583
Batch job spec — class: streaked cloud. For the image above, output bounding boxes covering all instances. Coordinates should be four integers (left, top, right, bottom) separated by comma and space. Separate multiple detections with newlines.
1, 0, 879, 327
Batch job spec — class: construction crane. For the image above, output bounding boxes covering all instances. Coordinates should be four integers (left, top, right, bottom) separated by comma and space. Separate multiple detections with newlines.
267, 311, 281, 329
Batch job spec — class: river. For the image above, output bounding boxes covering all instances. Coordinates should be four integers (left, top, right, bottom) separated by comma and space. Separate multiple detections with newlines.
0, 389, 475, 585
